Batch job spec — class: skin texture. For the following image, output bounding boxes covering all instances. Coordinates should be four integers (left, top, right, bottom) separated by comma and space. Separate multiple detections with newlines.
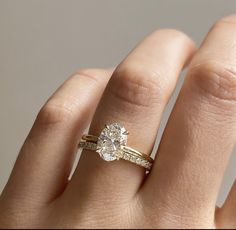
0, 15, 236, 229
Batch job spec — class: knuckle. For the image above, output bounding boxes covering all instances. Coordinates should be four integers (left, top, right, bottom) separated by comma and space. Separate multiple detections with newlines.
37, 100, 74, 126
188, 61, 236, 102
109, 64, 163, 108
72, 69, 100, 86
75, 68, 110, 85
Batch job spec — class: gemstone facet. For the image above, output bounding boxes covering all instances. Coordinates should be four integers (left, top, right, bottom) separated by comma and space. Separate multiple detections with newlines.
96, 123, 128, 161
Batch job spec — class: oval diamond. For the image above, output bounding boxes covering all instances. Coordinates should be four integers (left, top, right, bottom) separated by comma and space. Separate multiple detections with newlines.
96, 123, 128, 161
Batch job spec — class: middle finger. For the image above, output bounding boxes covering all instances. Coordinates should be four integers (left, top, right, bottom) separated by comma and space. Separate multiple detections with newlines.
142, 15, 236, 226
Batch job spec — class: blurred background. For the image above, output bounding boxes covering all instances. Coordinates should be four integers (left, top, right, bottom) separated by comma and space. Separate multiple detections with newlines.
0, 0, 235, 205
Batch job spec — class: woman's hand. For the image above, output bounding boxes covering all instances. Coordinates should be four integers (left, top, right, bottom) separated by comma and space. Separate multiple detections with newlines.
0, 15, 236, 229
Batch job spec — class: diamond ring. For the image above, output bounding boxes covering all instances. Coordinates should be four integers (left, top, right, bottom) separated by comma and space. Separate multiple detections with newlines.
79, 123, 153, 171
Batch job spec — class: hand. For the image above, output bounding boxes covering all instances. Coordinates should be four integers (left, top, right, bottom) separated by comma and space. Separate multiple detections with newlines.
0, 15, 236, 229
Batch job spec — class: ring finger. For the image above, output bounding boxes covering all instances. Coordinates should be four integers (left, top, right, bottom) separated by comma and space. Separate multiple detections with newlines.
66, 30, 195, 205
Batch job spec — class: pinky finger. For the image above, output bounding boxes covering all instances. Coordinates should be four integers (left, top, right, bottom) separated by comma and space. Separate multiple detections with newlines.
0, 69, 112, 207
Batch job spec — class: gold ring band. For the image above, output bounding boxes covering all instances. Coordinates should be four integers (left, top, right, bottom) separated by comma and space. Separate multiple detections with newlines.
82, 134, 98, 143
78, 123, 153, 171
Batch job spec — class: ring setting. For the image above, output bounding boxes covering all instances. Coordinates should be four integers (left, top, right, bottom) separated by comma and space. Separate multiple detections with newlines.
97, 123, 128, 161
79, 123, 153, 171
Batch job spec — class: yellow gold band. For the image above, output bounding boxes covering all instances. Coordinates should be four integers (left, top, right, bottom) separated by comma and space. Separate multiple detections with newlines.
79, 134, 153, 171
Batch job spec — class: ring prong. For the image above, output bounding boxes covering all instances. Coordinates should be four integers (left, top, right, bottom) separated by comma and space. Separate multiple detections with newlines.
123, 130, 129, 135
105, 124, 109, 129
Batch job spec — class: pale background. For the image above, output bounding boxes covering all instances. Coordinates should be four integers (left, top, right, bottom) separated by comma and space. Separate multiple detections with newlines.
0, 0, 235, 205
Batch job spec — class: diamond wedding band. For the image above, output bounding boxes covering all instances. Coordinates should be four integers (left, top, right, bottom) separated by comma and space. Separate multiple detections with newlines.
78, 123, 153, 171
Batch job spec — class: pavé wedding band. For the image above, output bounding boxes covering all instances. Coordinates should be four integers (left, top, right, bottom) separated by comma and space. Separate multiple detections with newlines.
78, 123, 153, 171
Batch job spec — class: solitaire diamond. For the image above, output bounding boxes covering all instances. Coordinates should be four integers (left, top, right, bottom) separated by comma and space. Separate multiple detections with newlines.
96, 123, 128, 161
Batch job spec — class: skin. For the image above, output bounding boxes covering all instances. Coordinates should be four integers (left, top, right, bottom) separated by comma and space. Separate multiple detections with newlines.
0, 15, 236, 229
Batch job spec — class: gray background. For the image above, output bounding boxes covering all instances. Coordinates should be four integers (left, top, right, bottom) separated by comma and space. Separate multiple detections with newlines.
0, 0, 235, 205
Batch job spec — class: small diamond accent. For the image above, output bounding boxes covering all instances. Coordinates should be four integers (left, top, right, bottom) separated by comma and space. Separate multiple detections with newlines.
91, 143, 97, 150
130, 156, 137, 163
140, 160, 146, 167
136, 158, 141, 165
124, 153, 130, 160
79, 142, 85, 147
148, 162, 152, 168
